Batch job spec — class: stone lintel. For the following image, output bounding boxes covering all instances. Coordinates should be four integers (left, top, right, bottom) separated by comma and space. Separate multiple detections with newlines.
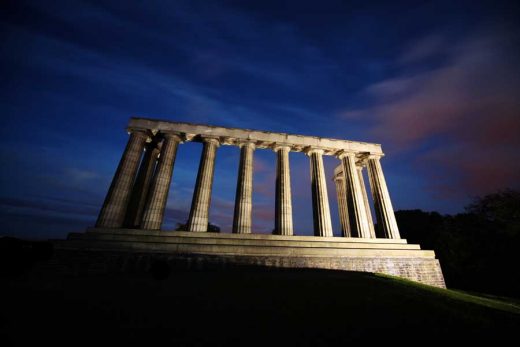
128, 117, 384, 156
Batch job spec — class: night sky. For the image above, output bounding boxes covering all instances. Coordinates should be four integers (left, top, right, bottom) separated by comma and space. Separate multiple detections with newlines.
1, 0, 519, 239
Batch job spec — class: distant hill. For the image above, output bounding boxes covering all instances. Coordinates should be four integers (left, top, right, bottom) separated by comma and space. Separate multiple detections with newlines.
3, 266, 519, 345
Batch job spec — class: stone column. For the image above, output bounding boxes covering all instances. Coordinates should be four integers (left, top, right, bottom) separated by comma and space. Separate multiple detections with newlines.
141, 133, 182, 230
124, 141, 160, 228
367, 156, 401, 239
187, 137, 220, 232
338, 151, 371, 238
306, 148, 333, 237
233, 141, 255, 234
96, 129, 148, 228
333, 175, 350, 237
273, 145, 293, 236
357, 166, 376, 238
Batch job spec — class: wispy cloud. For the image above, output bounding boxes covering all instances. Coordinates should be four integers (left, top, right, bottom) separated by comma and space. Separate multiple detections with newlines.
338, 30, 520, 197
2, 0, 519, 239
398, 35, 445, 64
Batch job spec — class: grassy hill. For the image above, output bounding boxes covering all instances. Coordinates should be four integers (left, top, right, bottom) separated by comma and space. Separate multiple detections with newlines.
3, 265, 519, 345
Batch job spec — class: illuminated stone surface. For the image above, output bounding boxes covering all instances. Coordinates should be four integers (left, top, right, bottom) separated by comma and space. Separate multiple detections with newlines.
73, 117, 446, 287
333, 172, 350, 237
124, 141, 160, 228
233, 141, 255, 234
187, 136, 220, 232
367, 156, 401, 239
141, 133, 182, 230
57, 228, 446, 288
357, 166, 376, 238
306, 148, 333, 237
273, 145, 293, 236
338, 151, 371, 238
96, 130, 148, 228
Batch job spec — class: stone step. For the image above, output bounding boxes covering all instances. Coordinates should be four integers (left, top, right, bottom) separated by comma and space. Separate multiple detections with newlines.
54, 237, 435, 259
86, 227, 410, 244
68, 232, 421, 250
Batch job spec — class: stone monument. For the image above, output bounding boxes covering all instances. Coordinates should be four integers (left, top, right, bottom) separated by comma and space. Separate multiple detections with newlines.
56, 117, 446, 288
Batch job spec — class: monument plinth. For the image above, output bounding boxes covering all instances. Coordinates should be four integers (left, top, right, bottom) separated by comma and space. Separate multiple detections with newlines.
57, 117, 446, 288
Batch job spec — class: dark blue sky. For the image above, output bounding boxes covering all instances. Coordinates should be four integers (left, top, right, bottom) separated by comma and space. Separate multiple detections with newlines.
1, 0, 519, 239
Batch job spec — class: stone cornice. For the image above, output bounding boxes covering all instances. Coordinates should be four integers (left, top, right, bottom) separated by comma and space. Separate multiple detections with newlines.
128, 117, 384, 156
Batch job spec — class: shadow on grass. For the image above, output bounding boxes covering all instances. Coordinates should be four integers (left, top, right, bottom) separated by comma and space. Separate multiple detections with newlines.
2, 262, 519, 346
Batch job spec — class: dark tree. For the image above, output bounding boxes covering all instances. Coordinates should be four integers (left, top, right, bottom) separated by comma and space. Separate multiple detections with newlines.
396, 189, 520, 297
465, 189, 520, 235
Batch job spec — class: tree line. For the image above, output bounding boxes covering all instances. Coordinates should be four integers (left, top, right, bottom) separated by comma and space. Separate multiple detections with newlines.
395, 189, 520, 297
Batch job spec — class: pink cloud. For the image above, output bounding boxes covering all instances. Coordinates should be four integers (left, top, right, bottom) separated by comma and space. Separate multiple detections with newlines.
252, 203, 275, 233
253, 171, 276, 197
254, 157, 270, 173
398, 35, 444, 64
339, 31, 520, 198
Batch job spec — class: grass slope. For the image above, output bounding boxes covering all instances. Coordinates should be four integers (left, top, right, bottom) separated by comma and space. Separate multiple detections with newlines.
3, 267, 519, 346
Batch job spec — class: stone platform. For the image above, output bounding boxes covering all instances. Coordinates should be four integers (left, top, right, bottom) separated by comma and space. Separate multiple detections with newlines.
52, 228, 446, 288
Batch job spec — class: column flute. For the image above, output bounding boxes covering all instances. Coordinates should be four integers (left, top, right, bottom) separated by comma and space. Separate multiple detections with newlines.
232, 141, 255, 234
367, 155, 400, 239
141, 132, 182, 230
124, 140, 160, 228
307, 148, 333, 237
337, 151, 371, 238
357, 165, 376, 238
96, 129, 148, 228
187, 136, 220, 232
333, 172, 350, 237
273, 145, 293, 236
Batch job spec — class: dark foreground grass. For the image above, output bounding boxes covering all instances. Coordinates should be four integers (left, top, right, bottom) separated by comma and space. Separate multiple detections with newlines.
2, 267, 519, 346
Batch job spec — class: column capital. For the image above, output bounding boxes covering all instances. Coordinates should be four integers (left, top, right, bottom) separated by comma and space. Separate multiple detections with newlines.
304, 147, 324, 156
333, 174, 345, 182
336, 150, 357, 159
237, 140, 256, 150
200, 135, 221, 147
160, 131, 184, 143
367, 153, 385, 160
356, 157, 369, 168
127, 127, 151, 139
272, 144, 291, 152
